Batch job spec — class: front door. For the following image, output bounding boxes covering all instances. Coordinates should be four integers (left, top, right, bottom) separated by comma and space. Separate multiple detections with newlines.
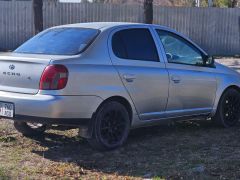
108, 26, 169, 120
156, 29, 217, 117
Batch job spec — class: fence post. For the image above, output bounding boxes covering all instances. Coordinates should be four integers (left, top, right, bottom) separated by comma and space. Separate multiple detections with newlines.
144, 0, 153, 24
33, 0, 43, 34
208, 0, 213, 7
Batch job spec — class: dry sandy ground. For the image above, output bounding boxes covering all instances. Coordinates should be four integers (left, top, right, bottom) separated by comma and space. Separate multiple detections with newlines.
216, 57, 240, 72
0, 58, 240, 180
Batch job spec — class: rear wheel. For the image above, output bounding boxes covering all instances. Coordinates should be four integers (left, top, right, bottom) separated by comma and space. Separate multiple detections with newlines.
87, 101, 130, 151
14, 121, 46, 137
213, 88, 240, 127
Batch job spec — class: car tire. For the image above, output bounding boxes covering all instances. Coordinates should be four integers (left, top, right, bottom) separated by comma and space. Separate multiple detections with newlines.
213, 88, 240, 128
14, 121, 47, 137
87, 101, 130, 151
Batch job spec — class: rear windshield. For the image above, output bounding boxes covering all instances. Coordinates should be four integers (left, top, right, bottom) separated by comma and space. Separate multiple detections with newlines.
15, 28, 99, 55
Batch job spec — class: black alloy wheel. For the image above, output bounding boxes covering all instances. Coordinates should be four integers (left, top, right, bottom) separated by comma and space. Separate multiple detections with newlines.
214, 88, 240, 127
87, 101, 130, 151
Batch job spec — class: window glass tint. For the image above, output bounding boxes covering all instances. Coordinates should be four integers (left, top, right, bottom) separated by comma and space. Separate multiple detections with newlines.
112, 28, 159, 61
157, 30, 204, 66
15, 28, 99, 55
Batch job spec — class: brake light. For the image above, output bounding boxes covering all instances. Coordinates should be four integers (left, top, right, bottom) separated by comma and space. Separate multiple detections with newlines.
40, 65, 68, 90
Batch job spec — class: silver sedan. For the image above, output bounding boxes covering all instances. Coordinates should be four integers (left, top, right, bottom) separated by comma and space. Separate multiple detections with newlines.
0, 22, 240, 150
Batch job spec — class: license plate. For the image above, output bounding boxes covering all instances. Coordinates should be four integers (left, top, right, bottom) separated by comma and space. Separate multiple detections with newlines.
0, 102, 14, 118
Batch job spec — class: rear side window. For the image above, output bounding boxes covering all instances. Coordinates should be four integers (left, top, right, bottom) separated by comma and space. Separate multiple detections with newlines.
112, 28, 159, 62
15, 28, 99, 55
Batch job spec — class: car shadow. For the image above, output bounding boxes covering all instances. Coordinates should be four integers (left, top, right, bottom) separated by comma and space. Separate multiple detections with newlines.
31, 120, 239, 178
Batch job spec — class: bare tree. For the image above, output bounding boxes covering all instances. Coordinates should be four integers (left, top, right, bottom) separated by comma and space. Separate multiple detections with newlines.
33, 0, 43, 34
144, 0, 153, 24
229, 0, 238, 7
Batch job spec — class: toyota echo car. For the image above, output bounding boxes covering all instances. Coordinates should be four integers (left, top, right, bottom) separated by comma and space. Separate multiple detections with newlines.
0, 22, 240, 150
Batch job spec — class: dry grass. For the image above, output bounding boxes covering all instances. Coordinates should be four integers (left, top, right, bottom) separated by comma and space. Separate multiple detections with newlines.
1, 119, 240, 179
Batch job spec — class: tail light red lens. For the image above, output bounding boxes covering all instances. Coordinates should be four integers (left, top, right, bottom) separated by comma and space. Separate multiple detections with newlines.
40, 65, 68, 90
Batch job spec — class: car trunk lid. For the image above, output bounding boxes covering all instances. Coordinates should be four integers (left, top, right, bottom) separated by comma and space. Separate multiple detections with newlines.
0, 53, 52, 94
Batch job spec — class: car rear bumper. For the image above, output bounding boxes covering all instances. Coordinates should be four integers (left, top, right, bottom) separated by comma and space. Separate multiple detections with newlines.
0, 91, 103, 121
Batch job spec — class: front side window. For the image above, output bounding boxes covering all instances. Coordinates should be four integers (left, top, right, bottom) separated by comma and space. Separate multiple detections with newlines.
15, 28, 99, 55
112, 28, 159, 62
157, 30, 204, 66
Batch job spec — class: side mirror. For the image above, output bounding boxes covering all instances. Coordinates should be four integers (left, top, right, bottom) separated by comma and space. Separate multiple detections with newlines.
205, 56, 215, 67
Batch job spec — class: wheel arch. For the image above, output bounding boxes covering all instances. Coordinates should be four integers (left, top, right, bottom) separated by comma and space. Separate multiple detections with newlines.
95, 96, 133, 123
223, 85, 240, 93
211, 84, 240, 117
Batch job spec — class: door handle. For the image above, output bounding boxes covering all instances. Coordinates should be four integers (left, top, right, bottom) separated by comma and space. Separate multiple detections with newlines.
123, 74, 136, 82
171, 76, 181, 83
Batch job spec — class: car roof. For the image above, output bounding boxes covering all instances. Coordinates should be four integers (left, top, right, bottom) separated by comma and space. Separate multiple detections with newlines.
52, 22, 179, 33
54, 22, 151, 30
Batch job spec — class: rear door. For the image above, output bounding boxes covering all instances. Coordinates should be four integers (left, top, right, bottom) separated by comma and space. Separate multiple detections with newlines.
108, 26, 169, 120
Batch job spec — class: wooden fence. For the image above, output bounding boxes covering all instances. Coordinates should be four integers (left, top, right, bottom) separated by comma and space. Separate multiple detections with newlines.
0, 1, 239, 56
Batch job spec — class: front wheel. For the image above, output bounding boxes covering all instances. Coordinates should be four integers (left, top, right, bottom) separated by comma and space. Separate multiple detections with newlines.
14, 121, 47, 137
213, 88, 240, 127
87, 101, 130, 151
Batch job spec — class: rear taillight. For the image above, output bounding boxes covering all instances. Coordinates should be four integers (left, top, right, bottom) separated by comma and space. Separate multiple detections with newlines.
40, 65, 68, 90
